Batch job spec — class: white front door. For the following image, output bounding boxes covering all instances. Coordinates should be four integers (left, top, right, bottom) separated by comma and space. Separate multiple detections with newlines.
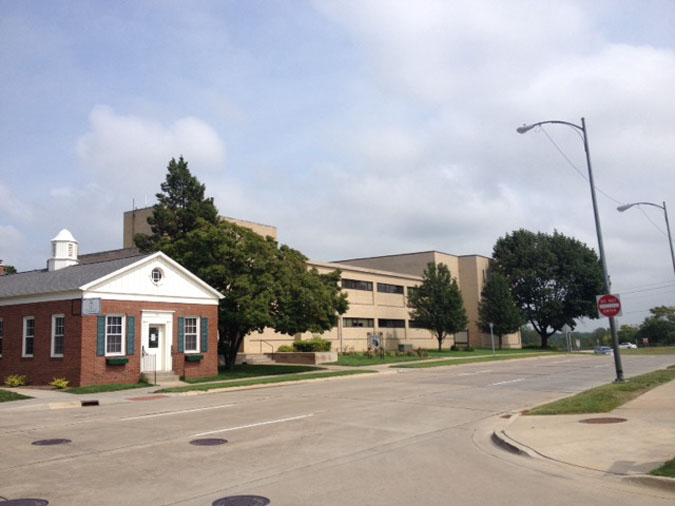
142, 324, 166, 372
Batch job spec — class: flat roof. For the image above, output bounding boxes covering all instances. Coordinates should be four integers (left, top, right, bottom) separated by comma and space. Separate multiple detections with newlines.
333, 250, 492, 263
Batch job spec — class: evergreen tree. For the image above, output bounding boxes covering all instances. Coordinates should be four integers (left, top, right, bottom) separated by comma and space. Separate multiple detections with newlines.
134, 156, 218, 252
408, 262, 468, 351
478, 272, 522, 349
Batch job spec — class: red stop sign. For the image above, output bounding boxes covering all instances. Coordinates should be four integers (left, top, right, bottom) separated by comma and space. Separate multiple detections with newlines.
597, 294, 622, 317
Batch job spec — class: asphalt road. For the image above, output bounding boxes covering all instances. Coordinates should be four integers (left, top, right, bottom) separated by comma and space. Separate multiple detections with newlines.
1, 353, 674, 506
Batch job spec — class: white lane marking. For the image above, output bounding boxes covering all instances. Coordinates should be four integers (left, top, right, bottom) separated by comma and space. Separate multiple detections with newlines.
457, 369, 493, 376
121, 404, 234, 421
192, 413, 315, 437
489, 378, 525, 386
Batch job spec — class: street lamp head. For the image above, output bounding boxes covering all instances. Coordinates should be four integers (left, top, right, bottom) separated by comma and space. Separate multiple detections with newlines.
516, 124, 535, 134
617, 204, 634, 212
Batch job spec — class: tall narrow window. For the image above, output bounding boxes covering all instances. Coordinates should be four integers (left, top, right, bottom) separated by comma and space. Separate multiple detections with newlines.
52, 315, 65, 357
184, 317, 199, 352
23, 317, 35, 357
105, 315, 124, 355
0, 318, 3, 357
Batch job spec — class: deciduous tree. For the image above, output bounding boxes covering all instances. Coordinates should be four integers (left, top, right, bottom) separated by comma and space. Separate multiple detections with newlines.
492, 229, 604, 348
408, 262, 468, 351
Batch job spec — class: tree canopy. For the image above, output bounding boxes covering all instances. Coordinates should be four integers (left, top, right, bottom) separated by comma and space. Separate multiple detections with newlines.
492, 229, 604, 347
135, 158, 348, 368
635, 305, 675, 346
135, 156, 219, 252
408, 262, 468, 351
478, 271, 522, 349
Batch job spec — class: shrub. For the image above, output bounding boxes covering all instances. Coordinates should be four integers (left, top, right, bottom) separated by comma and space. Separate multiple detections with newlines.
450, 344, 459, 351
292, 339, 332, 352
406, 349, 415, 356
50, 377, 69, 389
5, 374, 27, 387
462, 346, 475, 352
415, 347, 428, 357
276, 345, 294, 352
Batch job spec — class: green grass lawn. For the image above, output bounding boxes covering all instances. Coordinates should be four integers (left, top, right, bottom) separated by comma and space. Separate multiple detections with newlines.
329, 348, 557, 367
183, 364, 325, 383
651, 457, 675, 477
527, 367, 675, 415
0, 388, 31, 402
620, 346, 675, 355
426, 348, 555, 357
157, 370, 375, 393
328, 353, 432, 366
394, 352, 556, 369
67, 382, 152, 394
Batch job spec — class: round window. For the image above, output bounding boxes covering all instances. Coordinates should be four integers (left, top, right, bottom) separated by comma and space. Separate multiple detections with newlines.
151, 267, 163, 284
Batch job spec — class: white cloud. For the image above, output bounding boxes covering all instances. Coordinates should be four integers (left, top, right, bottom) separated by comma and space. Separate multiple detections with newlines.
76, 106, 226, 196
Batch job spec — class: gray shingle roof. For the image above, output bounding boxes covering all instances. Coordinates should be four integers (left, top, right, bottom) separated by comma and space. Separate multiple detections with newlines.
0, 255, 149, 299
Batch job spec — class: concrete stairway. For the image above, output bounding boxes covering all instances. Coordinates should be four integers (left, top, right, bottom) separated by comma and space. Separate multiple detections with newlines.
144, 370, 182, 385
237, 353, 278, 365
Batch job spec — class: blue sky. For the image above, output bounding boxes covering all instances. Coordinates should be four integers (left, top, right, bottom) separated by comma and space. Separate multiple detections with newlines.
1, 0, 674, 329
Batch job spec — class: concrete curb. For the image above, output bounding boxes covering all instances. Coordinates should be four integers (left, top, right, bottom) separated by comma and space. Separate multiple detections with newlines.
622, 475, 675, 492
167, 368, 391, 396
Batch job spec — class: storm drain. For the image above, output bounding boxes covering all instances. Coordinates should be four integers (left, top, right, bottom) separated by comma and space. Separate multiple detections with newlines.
31, 439, 71, 446
579, 417, 627, 424
0, 499, 49, 505
189, 438, 228, 446
212, 496, 270, 506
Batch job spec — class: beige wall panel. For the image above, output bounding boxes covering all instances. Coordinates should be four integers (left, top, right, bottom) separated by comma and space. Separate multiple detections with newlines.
337, 252, 436, 277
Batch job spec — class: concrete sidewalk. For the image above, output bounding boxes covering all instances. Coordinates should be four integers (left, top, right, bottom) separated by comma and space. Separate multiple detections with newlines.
495, 379, 675, 491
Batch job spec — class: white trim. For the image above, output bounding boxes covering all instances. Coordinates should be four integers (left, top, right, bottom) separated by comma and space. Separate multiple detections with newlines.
105, 314, 126, 356
80, 251, 224, 299
0, 292, 81, 307
51, 314, 65, 358
183, 316, 200, 353
84, 292, 220, 305
141, 311, 173, 371
22, 316, 35, 358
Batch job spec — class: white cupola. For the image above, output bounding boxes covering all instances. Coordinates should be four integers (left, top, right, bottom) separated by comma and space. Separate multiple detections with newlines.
47, 229, 79, 271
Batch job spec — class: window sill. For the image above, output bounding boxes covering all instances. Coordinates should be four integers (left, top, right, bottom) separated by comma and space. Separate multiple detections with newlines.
185, 354, 204, 362
106, 357, 129, 365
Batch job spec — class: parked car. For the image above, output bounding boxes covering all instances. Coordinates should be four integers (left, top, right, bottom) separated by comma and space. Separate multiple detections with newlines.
594, 346, 614, 355
619, 342, 637, 349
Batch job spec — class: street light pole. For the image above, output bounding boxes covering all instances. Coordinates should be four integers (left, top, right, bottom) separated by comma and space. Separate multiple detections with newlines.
517, 117, 624, 382
617, 201, 675, 276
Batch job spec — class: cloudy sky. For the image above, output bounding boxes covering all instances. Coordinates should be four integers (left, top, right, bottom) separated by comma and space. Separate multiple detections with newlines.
1, 0, 674, 330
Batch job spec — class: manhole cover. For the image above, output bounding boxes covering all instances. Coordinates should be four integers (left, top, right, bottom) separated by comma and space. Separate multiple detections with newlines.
212, 496, 270, 506
189, 438, 228, 446
579, 417, 627, 424
0, 500, 49, 505
31, 439, 71, 446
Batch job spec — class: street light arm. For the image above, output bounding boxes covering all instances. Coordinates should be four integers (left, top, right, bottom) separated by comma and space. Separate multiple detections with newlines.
516, 120, 583, 134
617, 201, 665, 212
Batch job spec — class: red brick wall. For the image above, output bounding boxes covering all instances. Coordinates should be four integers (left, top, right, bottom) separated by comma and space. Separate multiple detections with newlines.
1, 299, 218, 387
0, 299, 83, 386
81, 300, 218, 386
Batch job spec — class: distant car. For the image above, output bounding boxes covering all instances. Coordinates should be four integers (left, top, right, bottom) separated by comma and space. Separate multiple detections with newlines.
619, 343, 637, 349
594, 346, 614, 355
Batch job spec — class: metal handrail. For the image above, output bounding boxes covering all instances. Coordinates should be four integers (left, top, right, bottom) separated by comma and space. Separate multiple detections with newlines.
259, 340, 274, 353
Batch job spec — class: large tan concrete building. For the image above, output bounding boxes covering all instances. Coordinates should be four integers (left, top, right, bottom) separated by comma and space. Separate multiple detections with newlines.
123, 210, 521, 352
123, 207, 278, 248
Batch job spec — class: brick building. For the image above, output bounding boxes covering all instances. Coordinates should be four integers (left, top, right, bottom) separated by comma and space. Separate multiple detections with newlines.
0, 230, 222, 387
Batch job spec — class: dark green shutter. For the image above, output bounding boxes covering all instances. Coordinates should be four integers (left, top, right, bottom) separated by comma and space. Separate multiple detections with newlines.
178, 317, 185, 353
201, 317, 208, 352
126, 316, 135, 355
97, 316, 105, 356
